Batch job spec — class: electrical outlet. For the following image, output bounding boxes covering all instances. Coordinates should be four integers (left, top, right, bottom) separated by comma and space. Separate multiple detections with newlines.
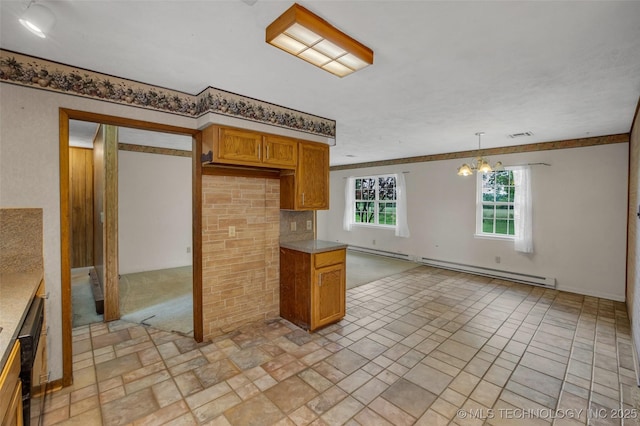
372, 239, 376, 245
186, 247, 191, 253
290, 221, 297, 231
229, 226, 236, 237
495, 256, 501, 264
306, 220, 312, 230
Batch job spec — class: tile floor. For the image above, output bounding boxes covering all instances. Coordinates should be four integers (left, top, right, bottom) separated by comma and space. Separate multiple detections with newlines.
34, 266, 640, 425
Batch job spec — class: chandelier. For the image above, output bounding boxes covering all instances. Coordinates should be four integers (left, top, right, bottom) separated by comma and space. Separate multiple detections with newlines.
457, 132, 502, 176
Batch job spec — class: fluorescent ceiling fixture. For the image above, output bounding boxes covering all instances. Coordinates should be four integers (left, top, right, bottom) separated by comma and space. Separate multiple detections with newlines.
266, 3, 373, 78
19, 2, 55, 39
457, 132, 503, 176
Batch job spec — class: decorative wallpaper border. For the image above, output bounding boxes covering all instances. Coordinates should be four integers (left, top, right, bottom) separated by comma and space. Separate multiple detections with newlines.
0, 49, 336, 138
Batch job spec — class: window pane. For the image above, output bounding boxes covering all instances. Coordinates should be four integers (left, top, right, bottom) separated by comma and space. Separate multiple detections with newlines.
355, 201, 375, 223
482, 205, 494, 219
483, 219, 494, 233
363, 189, 375, 200
508, 186, 515, 203
495, 219, 508, 234
482, 189, 495, 202
379, 202, 396, 225
494, 205, 510, 235
496, 186, 509, 202
496, 171, 510, 185
378, 176, 397, 200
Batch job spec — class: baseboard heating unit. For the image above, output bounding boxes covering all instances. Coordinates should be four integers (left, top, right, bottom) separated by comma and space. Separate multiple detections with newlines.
419, 257, 556, 289
347, 245, 412, 261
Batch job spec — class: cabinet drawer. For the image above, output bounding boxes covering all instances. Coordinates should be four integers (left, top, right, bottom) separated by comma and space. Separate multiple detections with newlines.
314, 249, 345, 269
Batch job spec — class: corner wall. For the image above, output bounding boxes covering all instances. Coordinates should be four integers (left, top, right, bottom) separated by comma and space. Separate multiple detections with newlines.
118, 150, 192, 274
201, 175, 280, 338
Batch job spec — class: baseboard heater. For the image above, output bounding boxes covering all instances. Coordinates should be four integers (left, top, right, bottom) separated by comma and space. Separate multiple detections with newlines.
419, 257, 556, 289
347, 245, 412, 261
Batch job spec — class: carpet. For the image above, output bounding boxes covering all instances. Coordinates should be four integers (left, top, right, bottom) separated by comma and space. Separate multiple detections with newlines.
346, 250, 420, 289
119, 266, 193, 335
71, 268, 103, 327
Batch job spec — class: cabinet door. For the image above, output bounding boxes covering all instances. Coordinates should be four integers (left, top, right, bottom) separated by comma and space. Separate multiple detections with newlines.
217, 128, 262, 165
312, 262, 345, 330
263, 136, 297, 168
297, 142, 329, 210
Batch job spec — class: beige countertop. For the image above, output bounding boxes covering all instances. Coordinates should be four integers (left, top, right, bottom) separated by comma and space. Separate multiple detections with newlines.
0, 270, 43, 369
280, 240, 347, 254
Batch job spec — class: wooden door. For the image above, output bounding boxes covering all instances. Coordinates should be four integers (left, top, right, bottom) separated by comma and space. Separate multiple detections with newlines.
217, 128, 262, 165
298, 142, 329, 209
263, 135, 297, 168
70, 147, 94, 268
312, 262, 345, 330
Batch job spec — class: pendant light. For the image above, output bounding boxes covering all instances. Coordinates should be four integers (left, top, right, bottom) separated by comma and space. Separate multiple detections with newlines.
19, 1, 56, 39
457, 132, 502, 176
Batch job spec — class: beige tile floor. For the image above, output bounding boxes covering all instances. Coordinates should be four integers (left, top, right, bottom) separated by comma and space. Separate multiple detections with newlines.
34, 266, 640, 425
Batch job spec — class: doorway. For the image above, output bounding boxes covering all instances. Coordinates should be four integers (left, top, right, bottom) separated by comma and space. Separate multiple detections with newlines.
59, 109, 202, 387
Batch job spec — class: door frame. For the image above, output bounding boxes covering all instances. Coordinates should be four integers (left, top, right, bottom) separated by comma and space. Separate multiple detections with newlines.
59, 108, 202, 386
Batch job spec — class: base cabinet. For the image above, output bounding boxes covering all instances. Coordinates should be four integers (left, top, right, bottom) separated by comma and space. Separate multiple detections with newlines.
280, 247, 345, 331
0, 342, 23, 426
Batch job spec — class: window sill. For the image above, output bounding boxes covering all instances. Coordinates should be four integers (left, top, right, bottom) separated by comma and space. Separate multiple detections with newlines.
474, 233, 515, 241
352, 223, 396, 231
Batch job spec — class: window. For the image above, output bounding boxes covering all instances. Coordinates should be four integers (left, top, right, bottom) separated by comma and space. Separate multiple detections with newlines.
354, 175, 397, 226
478, 170, 515, 237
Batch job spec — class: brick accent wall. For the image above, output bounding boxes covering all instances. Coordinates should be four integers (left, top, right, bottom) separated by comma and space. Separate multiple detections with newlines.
201, 175, 280, 339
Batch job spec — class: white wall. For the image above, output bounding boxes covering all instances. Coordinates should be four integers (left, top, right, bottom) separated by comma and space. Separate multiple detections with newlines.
118, 150, 192, 274
0, 84, 196, 381
319, 143, 629, 301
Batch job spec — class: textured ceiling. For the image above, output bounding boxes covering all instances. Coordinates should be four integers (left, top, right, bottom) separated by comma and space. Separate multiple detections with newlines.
2, 1, 639, 166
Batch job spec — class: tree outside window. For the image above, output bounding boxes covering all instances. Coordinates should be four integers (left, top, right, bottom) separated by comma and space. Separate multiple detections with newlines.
354, 175, 397, 226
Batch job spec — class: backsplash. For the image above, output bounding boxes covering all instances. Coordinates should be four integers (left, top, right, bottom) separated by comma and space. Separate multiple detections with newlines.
279, 210, 314, 242
0, 208, 43, 273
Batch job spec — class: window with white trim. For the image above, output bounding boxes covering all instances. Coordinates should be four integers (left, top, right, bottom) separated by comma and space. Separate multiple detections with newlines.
477, 170, 515, 237
354, 175, 397, 227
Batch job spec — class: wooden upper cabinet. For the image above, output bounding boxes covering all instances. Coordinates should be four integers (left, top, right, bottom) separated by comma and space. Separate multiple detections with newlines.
202, 125, 297, 170
217, 127, 262, 164
281, 141, 329, 210
263, 135, 297, 168
201, 125, 330, 210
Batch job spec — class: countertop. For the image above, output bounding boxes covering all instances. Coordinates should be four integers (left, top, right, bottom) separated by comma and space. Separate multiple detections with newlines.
0, 270, 43, 369
280, 240, 347, 254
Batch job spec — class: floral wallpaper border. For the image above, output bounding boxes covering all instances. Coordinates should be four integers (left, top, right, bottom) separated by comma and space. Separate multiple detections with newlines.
0, 49, 336, 138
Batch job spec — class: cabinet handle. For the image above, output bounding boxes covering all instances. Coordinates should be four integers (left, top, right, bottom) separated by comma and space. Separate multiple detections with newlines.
258, 144, 261, 159
319, 275, 322, 287
266, 145, 270, 159
302, 193, 305, 205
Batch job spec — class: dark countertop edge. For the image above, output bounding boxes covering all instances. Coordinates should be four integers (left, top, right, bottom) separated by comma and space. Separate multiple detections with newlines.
279, 240, 348, 254
0, 270, 44, 370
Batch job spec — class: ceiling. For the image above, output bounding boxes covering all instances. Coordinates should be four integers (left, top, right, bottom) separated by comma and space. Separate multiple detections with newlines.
2, 1, 639, 166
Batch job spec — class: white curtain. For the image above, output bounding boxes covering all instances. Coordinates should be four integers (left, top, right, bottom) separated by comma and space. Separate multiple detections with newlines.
512, 166, 533, 253
395, 173, 410, 238
343, 176, 355, 231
